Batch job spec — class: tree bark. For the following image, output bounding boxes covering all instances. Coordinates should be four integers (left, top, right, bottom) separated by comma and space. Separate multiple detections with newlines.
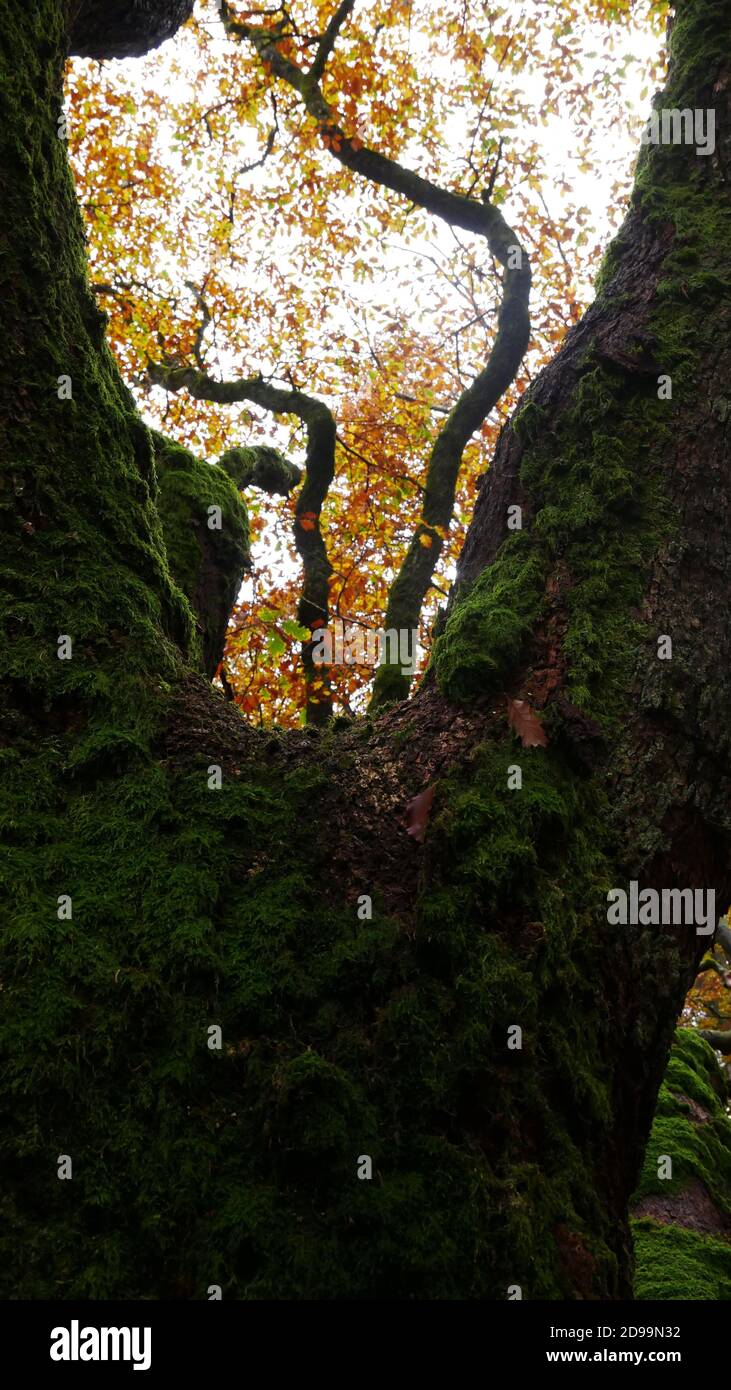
68, 0, 195, 60
1, 0, 730, 1299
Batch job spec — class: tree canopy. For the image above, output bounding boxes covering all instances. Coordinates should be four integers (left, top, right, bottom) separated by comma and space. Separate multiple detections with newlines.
66, 0, 667, 722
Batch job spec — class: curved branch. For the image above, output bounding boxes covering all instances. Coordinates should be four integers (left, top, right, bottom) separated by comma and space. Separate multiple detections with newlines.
223, 7, 531, 707
222, 7, 531, 249
696, 956, 727, 977
372, 203, 531, 707
148, 363, 336, 723
219, 444, 302, 495
697, 1028, 731, 1056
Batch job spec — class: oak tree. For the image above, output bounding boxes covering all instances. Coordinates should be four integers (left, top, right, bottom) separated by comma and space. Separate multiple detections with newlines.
1, 0, 730, 1299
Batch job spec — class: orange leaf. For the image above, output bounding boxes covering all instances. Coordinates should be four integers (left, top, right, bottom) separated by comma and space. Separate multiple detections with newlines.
299, 511, 318, 531
506, 698, 549, 748
405, 785, 436, 843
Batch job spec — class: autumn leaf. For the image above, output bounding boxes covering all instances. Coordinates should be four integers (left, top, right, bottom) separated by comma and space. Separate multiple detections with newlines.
506, 698, 549, 748
298, 511, 318, 531
405, 784, 436, 843
281, 618, 310, 640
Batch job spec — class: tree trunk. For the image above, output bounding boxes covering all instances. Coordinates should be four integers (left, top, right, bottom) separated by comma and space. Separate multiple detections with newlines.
1, 0, 729, 1299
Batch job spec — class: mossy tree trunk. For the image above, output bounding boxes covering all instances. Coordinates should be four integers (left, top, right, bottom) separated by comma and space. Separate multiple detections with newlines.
1, 0, 730, 1299
631, 1029, 731, 1299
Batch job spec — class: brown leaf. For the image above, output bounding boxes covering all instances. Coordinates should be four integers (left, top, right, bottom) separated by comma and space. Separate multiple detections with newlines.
405, 784, 436, 843
506, 697, 549, 748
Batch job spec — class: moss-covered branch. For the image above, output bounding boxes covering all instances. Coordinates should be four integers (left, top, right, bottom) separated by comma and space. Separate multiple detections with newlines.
371, 198, 531, 707
151, 432, 251, 679
152, 432, 302, 678
149, 363, 336, 722
221, 3, 528, 244
218, 444, 302, 496
631, 1029, 731, 1298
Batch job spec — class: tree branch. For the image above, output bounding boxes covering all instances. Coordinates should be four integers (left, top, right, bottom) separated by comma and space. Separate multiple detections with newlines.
219, 444, 302, 495
697, 1028, 731, 1056
222, 7, 531, 708
371, 195, 530, 706
224, 9, 531, 250
310, 0, 356, 83
148, 362, 336, 723
185, 278, 212, 370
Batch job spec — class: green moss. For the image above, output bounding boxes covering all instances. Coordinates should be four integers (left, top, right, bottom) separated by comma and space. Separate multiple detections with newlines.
153, 433, 250, 674
432, 538, 545, 703
633, 1221, 731, 1300
218, 443, 300, 496
3, 0, 730, 1303
631, 1029, 731, 1299
428, 12, 731, 1272
0, 1, 194, 756
0, 660, 626, 1298
0, 737, 404, 1296
5, 710, 618, 1297
407, 739, 621, 1295
435, 0, 731, 723
426, 23, 731, 1298
512, 400, 546, 446
367, 659, 413, 710
434, 355, 673, 722
633, 1029, 731, 1214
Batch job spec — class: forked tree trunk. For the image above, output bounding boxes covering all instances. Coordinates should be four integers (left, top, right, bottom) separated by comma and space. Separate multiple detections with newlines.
0, 0, 729, 1299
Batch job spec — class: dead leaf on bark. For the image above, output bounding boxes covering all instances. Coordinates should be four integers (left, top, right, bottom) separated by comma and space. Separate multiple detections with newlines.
405, 784, 436, 842
506, 697, 549, 748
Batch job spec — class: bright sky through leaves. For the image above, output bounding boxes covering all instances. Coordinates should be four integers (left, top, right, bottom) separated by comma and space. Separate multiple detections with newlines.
66, 0, 668, 724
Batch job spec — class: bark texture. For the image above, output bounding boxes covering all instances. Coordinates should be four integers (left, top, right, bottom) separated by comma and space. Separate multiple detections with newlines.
0, 0, 730, 1300
68, 0, 195, 59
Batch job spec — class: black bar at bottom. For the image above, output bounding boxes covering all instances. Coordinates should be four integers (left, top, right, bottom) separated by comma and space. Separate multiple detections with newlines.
0, 1298, 709, 1377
